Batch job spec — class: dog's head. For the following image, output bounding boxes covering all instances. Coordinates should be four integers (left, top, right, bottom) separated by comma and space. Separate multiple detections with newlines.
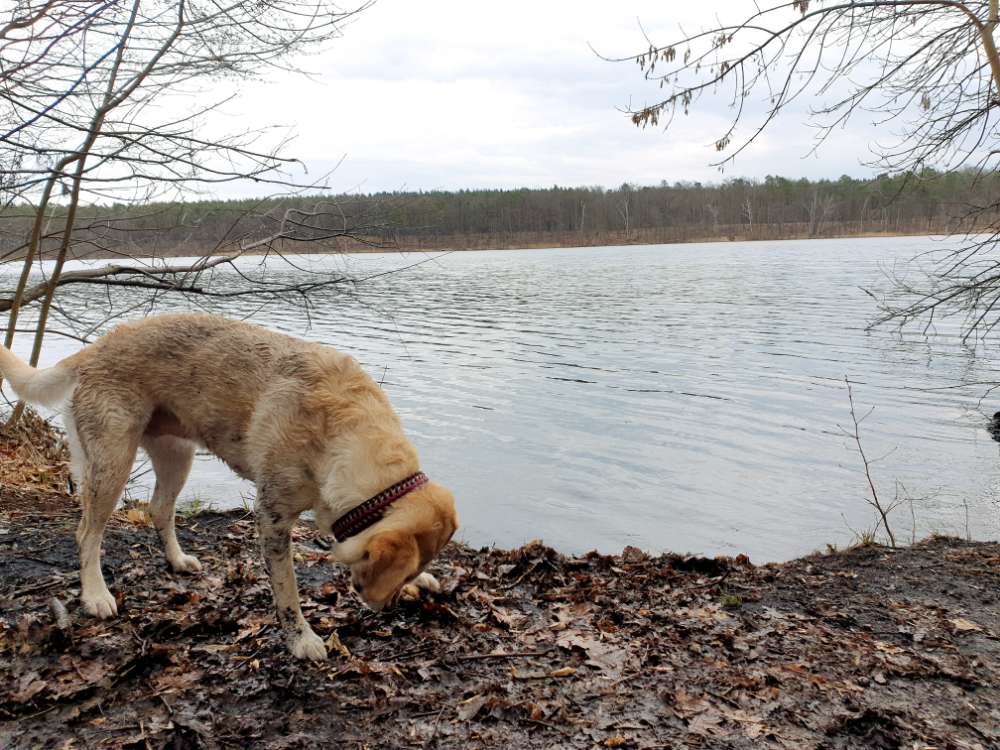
335, 481, 458, 610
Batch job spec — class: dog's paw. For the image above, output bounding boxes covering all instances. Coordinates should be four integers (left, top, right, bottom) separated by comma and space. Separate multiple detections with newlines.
290, 628, 327, 661
81, 588, 118, 619
399, 583, 421, 601
412, 572, 441, 593
170, 554, 202, 574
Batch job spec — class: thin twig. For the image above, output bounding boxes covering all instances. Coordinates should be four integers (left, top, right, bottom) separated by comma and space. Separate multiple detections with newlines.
456, 647, 553, 662
843, 377, 897, 548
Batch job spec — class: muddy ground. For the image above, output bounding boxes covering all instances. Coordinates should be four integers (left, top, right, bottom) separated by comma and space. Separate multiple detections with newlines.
1, 416, 999, 749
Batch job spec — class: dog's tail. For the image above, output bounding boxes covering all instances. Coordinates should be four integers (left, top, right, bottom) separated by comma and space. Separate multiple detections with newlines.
0, 345, 76, 408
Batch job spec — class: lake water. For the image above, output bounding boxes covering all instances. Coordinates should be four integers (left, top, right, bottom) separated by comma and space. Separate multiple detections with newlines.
4, 236, 1000, 562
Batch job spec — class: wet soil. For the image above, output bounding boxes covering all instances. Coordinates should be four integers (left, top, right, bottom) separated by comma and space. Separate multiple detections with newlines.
1, 481, 998, 749
2, 410, 999, 748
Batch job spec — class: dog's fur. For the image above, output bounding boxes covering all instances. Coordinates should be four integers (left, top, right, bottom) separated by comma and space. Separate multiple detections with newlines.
0, 314, 458, 660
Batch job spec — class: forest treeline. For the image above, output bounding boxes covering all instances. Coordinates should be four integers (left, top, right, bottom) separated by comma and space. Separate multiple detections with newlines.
2, 170, 999, 259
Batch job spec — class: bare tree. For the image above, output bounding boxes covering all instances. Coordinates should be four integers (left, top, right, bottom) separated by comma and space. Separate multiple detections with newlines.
612, 0, 1000, 338
705, 201, 720, 232
805, 188, 836, 237
618, 183, 632, 236
0, 0, 383, 423
742, 195, 753, 232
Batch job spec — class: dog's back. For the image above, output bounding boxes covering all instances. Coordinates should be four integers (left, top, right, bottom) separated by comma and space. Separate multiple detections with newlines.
66, 314, 390, 475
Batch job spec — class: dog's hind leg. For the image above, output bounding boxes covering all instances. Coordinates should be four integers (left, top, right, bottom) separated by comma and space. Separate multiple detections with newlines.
143, 436, 200, 573
62, 409, 85, 493
75, 428, 141, 619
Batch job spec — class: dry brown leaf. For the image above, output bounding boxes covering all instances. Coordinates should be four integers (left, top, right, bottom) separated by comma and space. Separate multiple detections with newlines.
548, 666, 577, 678
874, 640, 905, 655
150, 669, 203, 692
191, 644, 230, 654
548, 601, 595, 631
325, 631, 351, 658
720, 707, 767, 738
949, 617, 983, 633
672, 689, 711, 719
125, 507, 151, 526
11, 674, 46, 703
489, 605, 527, 630
556, 632, 628, 675
687, 709, 725, 737
456, 694, 488, 721
677, 605, 734, 624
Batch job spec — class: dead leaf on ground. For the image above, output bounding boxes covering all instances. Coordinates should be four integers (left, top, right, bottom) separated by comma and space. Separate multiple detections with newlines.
670, 689, 712, 719
548, 666, 577, 678
11, 673, 47, 703
687, 708, 725, 737
556, 631, 629, 676
325, 630, 351, 657
456, 694, 488, 721
124, 507, 151, 526
949, 617, 984, 633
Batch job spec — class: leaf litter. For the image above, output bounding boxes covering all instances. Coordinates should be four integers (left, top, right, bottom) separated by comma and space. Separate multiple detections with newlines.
1, 423, 998, 748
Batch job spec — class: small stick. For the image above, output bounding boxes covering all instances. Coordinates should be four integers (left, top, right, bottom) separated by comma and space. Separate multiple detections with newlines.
520, 718, 573, 736
9, 573, 76, 599
47, 596, 71, 631
703, 688, 743, 710
422, 706, 446, 748
690, 572, 730, 589
456, 648, 553, 662
500, 561, 539, 590
158, 694, 174, 716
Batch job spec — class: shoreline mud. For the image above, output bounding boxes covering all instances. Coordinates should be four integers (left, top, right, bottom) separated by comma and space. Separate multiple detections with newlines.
1, 414, 998, 748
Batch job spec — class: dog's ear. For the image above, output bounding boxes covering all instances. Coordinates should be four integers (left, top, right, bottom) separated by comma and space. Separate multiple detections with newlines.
414, 511, 458, 567
356, 530, 420, 605
414, 484, 459, 565
368, 530, 414, 566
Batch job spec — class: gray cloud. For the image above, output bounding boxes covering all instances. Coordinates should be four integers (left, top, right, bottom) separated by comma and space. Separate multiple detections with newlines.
212, 0, 887, 198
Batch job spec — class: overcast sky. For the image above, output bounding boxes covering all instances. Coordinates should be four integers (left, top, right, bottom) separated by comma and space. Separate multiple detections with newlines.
211, 0, 887, 197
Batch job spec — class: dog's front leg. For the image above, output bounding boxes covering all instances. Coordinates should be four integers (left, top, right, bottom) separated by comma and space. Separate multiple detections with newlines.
256, 506, 326, 661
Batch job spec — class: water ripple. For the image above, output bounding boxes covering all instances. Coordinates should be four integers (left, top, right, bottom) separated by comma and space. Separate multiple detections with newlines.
4, 236, 1000, 561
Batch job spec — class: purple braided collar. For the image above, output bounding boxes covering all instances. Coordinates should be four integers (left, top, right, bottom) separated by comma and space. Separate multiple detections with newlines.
330, 472, 429, 542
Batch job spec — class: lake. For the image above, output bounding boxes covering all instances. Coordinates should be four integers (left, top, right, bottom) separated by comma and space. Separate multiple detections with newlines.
4, 236, 1000, 562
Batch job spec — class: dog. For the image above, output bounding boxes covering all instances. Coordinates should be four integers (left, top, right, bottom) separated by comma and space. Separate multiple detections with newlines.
0, 314, 458, 660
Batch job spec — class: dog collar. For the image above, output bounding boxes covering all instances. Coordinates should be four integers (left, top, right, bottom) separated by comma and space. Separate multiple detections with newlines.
330, 472, 429, 542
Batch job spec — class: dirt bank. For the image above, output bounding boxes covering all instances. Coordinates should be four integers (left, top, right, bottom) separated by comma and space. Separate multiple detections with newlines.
1, 477, 998, 749
1, 413, 999, 748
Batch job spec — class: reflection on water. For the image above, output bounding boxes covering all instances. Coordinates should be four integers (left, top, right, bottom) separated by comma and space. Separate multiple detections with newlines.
4, 236, 1000, 561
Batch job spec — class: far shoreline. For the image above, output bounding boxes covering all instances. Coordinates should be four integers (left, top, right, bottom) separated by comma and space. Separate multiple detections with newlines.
8, 224, 970, 264
353, 227, 957, 255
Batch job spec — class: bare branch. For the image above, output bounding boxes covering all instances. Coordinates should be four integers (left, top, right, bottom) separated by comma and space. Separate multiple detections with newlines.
842, 376, 899, 548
